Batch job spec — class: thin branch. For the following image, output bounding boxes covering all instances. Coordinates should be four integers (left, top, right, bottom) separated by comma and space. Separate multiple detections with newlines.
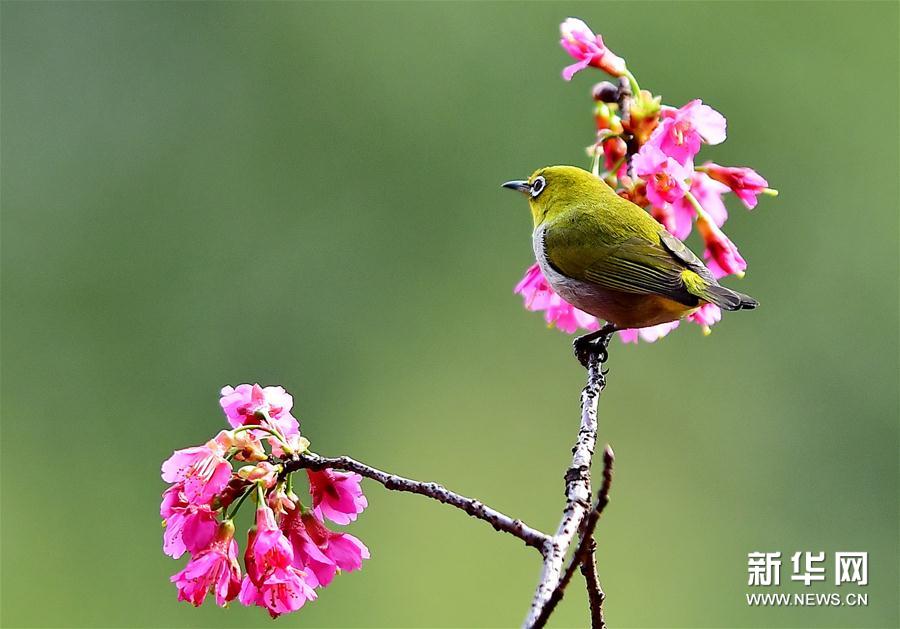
281, 452, 550, 551
529, 445, 615, 628
580, 539, 606, 629
524, 349, 608, 628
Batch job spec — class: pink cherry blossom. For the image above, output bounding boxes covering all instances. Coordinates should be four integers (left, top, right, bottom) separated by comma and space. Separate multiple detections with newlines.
239, 503, 318, 617
307, 469, 368, 525
669, 172, 730, 239
515, 264, 600, 334
648, 203, 677, 235
618, 320, 681, 344
239, 566, 317, 618
160, 483, 218, 558
220, 383, 296, 428
632, 144, 693, 208
161, 433, 233, 504
171, 521, 242, 607
649, 100, 727, 163
301, 511, 369, 573
559, 18, 626, 80
244, 503, 294, 581
696, 214, 747, 279
702, 162, 771, 209
283, 507, 369, 588
687, 302, 722, 333
220, 384, 302, 455
282, 506, 338, 588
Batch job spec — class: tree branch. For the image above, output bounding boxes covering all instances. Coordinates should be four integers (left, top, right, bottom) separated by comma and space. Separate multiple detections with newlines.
280, 452, 551, 551
580, 538, 606, 629
524, 350, 608, 628
528, 444, 614, 628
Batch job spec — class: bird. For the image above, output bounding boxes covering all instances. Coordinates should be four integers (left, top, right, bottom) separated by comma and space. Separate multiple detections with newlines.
502, 165, 757, 364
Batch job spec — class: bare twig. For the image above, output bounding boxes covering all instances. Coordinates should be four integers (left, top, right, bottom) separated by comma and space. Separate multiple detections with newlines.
524, 349, 608, 628
281, 452, 550, 551
529, 445, 615, 628
580, 539, 606, 629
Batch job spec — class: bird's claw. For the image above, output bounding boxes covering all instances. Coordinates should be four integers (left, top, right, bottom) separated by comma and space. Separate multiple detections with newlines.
573, 335, 610, 368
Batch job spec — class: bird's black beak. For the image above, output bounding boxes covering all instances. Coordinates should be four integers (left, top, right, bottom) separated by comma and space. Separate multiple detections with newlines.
501, 179, 530, 194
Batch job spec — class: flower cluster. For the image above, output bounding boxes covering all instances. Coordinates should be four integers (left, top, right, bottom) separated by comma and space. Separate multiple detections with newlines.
161, 384, 369, 618
517, 18, 776, 342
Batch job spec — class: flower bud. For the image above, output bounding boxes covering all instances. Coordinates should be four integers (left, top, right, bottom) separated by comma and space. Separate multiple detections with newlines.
696, 213, 747, 279
594, 103, 623, 134
617, 180, 649, 207
213, 477, 251, 511
238, 461, 280, 488
623, 90, 662, 145
592, 81, 620, 103
216, 518, 236, 543
267, 483, 297, 516
700, 162, 775, 209
232, 431, 267, 462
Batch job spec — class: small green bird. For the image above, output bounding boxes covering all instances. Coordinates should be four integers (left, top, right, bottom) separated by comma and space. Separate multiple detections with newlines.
503, 165, 757, 359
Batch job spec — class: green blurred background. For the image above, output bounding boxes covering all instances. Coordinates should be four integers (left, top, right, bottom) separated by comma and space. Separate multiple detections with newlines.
2, 2, 897, 627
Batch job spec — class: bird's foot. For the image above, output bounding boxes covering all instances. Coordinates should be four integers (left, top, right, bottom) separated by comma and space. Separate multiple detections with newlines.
573, 324, 616, 368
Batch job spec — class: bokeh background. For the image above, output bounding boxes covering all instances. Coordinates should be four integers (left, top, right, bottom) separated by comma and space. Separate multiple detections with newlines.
2, 2, 897, 627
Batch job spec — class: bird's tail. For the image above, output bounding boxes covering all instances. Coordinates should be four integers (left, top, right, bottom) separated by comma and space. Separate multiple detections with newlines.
702, 284, 759, 311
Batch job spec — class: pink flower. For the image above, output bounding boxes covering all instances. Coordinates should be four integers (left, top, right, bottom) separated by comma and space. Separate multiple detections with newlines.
649, 100, 726, 163
161, 433, 233, 504
240, 503, 317, 618
239, 566, 316, 618
669, 172, 730, 239
560, 18, 626, 80
283, 507, 370, 588
702, 162, 771, 209
282, 507, 338, 588
220, 384, 302, 455
618, 320, 681, 344
171, 521, 242, 607
244, 503, 294, 582
696, 214, 747, 279
301, 511, 369, 574
307, 469, 368, 525
515, 264, 600, 334
219, 384, 296, 429
687, 303, 722, 334
632, 144, 693, 208
160, 483, 219, 558
648, 203, 677, 235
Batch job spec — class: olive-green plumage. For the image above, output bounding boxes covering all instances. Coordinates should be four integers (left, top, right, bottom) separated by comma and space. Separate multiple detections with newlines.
504, 165, 757, 330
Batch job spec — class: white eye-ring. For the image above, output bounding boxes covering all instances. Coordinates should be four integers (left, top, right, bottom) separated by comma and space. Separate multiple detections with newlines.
530, 176, 546, 198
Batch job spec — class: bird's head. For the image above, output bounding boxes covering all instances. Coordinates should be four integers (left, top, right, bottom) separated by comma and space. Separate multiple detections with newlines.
502, 165, 606, 228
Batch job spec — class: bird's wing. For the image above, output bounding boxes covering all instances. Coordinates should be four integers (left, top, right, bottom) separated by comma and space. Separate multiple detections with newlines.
657, 229, 717, 283
542, 221, 704, 307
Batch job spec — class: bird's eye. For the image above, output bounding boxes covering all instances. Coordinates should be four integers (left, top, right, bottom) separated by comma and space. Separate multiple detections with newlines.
530, 176, 546, 198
